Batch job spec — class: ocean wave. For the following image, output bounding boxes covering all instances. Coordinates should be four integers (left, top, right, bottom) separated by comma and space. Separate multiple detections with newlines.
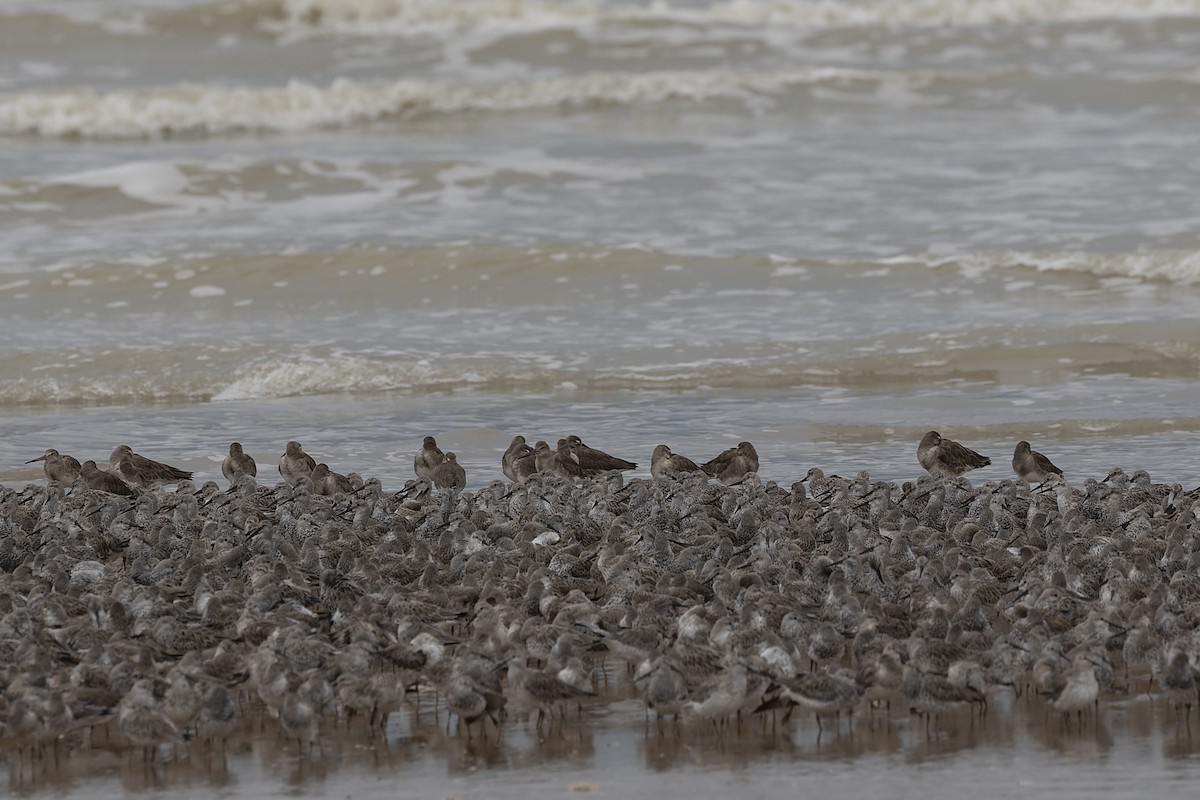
7, 0, 1200, 42
0, 67, 999, 139
253, 0, 1200, 39
3, 326, 1198, 407
909, 249, 1200, 284
2, 241, 1198, 301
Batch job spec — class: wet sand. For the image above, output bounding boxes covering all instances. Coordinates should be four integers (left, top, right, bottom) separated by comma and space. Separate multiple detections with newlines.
7, 683, 1200, 799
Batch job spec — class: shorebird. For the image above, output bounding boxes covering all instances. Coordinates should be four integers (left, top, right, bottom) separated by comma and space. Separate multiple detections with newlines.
221, 442, 257, 483
1050, 656, 1099, 728
502, 435, 533, 482
430, 452, 466, 492
25, 448, 81, 484
902, 665, 984, 733
701, 441, 759, 485
532, 440, 556, 474
1012, 441, 1063, 484
858, 645, 904, 710
535, 438, 590, 482
109, 444, 192, 487
506, 661, 594, 732
917, 431, 990, 478
279, 682, 321, 753
636, 659, 690, 724
414, 436, 445, 481
650, 444, 703, 479
311, 463, 353, 496
444, 673, 490, 739
195, 683, 240, 746
686, 657, 751, 732
765, 669, 862, 732
509, 442, 538, 483
1159, 647, 1198, 717
80, 460, 135, 496
548, 440, 589, 481
278, 440, 316, 486
564, 435, 637, 475
118, 678, 184, 758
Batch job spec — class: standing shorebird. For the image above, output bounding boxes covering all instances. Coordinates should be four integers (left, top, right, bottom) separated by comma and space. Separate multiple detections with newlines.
311, 463, 354, 496
701, 441, 759, 485
916, 431, 990, 479
430, 452, 466, 492
110, 444, 192, 487
506, 661, 594, 732
650, 444, 703, 479
26, 449, 82, 484
1050, 656, 1099, 729
768, 669, 862, 733
221, 442, 257, 483
501, 435, 531, 482
414, 436, 445, 481
278, 441, 316, 486
1011, 441, 1063, 485
550, 440, 590, 481
118, 678, 183, 759
502, 436, 537, 483
532, 440, 557, 474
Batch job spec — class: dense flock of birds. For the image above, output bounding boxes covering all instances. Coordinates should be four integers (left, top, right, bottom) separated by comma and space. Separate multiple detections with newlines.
3, 428, 1200, 763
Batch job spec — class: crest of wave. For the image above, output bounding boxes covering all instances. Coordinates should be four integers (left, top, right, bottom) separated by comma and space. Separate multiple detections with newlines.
212, 355, 447, 401
257, 0, 1200, 39
920, 250, 1200, 284
0, 67, 948, 139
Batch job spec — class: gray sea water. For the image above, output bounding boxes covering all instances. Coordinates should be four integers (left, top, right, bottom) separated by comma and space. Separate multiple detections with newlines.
2, 0, 1200, 792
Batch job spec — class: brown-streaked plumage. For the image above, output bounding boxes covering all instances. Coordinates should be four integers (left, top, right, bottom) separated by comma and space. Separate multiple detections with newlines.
278, 440, 316, 486
533, 440, 556, 474
118, 678, 183, 757
506, 661, 594, 730
552, 439, 590, 482
1012, 440, 1063, 484
650, 444, 703, 479
26, 449, 82, 484
507, 439, 538, 483
565, 435, 637, 475
109, 444, 192, 487
917, 431, 990, 479
221, 442, 257, 483
502, 435, 533, 483
80, 460, 135, 496
311, 463, 354, 496
430, 451, 466, 492
414, 436, 445, 481
701, 441, 759, 485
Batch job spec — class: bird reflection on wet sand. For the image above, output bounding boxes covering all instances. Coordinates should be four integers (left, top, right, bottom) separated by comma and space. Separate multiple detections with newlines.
0, 688, 1188, 795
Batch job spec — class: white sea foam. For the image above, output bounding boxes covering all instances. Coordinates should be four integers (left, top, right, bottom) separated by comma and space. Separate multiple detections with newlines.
53, 162, 188, 204
255, 0, 1200, 40
921, 250, 1200, 284
0, 67, 1001, 139
48, 161, 227, 210
211, 355, 431, 400
8, 0, 1200, 42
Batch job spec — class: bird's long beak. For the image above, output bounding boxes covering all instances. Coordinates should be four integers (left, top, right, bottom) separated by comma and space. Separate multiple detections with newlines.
25, 456, 47, 464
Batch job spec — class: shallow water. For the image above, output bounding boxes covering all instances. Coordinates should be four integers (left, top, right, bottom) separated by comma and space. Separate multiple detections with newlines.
7, 688, 1200, 799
